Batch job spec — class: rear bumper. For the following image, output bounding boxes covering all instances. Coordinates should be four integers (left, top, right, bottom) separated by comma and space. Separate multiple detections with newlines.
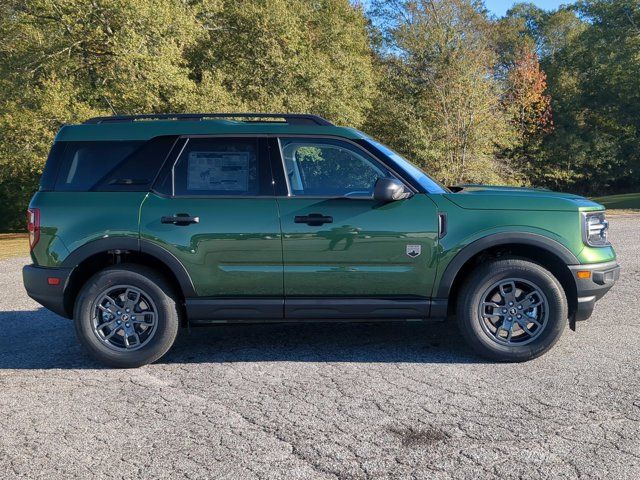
569, 260, 620, 321
22, 264, 73, 318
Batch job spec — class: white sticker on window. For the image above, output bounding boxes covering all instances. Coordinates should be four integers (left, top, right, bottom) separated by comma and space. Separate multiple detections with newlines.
187, 151, 250, 192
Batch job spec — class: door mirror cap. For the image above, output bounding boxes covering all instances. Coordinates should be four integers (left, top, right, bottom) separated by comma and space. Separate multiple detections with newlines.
373, 177, 413, 202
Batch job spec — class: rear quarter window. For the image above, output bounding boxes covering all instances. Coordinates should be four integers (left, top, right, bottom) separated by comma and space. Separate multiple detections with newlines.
53, 137, 176, 192
39, 142, 66, 191
54, 141, 143, 191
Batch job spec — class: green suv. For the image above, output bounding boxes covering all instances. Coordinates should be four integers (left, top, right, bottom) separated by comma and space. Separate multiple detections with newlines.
22, 113, 620, 367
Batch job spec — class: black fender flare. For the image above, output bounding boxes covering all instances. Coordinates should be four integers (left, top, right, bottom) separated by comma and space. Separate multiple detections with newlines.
61, 236, 196, 297
435, 232, 579, 299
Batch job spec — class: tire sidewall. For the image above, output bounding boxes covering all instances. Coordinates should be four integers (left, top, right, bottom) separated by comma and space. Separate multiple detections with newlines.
74, 266, 179, 368
458, 260, 567, 361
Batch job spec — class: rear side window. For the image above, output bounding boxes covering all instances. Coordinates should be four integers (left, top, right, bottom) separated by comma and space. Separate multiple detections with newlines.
55, 141, 144, 191
172, 138, 265, 196
92, 136, 177, 191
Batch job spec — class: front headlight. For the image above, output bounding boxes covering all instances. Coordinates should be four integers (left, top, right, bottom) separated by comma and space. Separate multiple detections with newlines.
582, 211, 609, 247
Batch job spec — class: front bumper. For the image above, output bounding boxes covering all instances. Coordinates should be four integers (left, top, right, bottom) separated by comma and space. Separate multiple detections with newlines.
23, 264, 73, 318
569, 260, 620, 322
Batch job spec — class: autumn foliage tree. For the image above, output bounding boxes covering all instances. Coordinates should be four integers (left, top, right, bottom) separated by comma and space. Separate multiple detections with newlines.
507, 51, 553, 140
503, 50, 553, 182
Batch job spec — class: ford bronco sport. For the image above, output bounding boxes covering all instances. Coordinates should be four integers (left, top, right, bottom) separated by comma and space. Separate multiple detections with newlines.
23, 113, 620, 367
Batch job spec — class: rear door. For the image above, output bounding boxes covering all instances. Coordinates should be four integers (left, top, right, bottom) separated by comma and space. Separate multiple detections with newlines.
272, 136, 439, 319
139, 136, 284, 319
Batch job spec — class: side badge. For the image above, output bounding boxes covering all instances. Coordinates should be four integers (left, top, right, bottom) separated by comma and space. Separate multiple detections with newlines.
406, 244, 421, 258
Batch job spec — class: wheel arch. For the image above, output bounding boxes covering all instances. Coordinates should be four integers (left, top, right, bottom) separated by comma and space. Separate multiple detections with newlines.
61, 237, 195, 318
437, 233, 578, 319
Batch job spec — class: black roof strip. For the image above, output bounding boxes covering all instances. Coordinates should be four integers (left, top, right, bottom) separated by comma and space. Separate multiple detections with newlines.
83, 113, 334, 126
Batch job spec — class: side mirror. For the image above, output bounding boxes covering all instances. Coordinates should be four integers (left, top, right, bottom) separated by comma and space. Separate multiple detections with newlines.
373, 177, 413, 202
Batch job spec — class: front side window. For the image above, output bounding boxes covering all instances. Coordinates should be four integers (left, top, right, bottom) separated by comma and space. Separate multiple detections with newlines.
279, 138, 390, 197
172, 138, 261, 196
362, 136, 449, 194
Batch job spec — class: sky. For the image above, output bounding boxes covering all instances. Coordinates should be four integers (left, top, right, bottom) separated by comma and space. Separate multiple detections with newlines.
358, 1, 568, 18
484, 0, 566, 17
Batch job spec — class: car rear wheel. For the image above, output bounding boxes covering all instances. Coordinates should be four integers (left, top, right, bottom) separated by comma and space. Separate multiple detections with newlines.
457, 258, 567, 362
74, 264, 180, 368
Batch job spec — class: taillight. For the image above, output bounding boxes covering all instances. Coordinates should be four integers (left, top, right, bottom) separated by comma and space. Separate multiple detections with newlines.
27, 208, 40, 251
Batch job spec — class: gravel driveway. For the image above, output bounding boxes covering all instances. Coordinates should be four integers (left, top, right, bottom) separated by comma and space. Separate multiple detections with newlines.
1, 217, 638, 479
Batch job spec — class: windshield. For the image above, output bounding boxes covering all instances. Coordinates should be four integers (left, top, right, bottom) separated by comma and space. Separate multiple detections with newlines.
363, 137, 449, 194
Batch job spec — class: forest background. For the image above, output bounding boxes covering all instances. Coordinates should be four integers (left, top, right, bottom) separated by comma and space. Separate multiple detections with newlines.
1, 0, 638, 230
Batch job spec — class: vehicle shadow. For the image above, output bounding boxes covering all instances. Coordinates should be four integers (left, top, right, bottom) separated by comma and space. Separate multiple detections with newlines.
0, 308, 484, 369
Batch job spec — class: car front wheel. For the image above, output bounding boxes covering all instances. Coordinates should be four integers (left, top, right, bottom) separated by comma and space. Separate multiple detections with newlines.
457, 258, 568, 362
74, 264, 180, 368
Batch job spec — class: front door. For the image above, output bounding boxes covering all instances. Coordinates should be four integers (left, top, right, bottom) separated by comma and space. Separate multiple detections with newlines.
273, 137, 439, 319
140, 136, 283, 319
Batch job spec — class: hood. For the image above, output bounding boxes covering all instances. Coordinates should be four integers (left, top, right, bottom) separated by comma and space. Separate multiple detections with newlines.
444, 184, 603, 211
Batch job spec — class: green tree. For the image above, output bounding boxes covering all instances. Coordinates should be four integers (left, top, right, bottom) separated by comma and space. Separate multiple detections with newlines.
0, 0, 375, 230
188, 0, 375, 127
569, 0, 640, 193
534, 1, 640, 194
0, 0, 208, 230
365, 0, 516, 186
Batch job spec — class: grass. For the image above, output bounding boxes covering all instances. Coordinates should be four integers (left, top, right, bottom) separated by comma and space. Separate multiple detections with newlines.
591, 192, 640, 212
0, 233, 29, 260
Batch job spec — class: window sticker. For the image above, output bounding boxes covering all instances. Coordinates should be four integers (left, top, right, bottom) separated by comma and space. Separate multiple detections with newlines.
187, 151, 250, 192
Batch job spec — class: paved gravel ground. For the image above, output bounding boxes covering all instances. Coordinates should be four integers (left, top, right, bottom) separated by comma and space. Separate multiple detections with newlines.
1, 217, 639, 479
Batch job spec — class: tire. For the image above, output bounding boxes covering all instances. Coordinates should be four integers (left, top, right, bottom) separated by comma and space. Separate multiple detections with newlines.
456, 258, 567, 362
73, 264, 181, 368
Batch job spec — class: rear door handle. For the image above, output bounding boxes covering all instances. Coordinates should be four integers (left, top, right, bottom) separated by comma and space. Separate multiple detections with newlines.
294, 213, 333, 226
161, 214, 200, 226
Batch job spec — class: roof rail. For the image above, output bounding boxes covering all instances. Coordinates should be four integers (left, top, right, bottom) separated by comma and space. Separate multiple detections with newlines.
83, 113, 334, 126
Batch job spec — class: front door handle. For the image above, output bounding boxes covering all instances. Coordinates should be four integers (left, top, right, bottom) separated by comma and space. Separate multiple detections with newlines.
294, 213, 333, 226
161, 214, 200, 226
